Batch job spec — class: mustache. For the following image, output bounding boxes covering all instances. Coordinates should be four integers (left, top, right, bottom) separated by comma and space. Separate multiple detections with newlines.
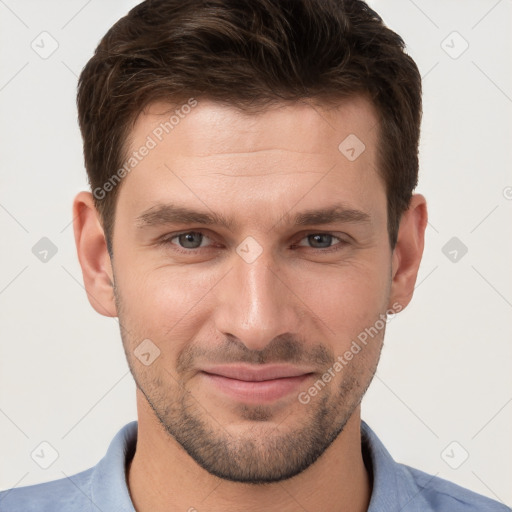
176, 333, 334, 374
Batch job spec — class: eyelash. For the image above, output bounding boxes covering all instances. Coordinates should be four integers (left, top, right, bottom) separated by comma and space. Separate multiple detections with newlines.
158, 231, 349, 255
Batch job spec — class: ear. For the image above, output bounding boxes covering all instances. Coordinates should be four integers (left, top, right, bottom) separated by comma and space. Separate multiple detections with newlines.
388, 194, 428, 310
72, 191, 117, 317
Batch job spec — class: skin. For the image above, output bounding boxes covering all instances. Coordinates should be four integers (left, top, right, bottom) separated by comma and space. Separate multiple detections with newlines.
73, 95, 427, 512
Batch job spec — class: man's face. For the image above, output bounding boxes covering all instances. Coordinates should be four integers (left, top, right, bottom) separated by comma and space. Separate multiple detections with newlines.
110, 96, 395, 483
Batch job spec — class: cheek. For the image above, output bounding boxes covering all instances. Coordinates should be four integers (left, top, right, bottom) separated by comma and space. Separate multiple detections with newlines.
294, 259, 391, 342
116, 264, 220, 346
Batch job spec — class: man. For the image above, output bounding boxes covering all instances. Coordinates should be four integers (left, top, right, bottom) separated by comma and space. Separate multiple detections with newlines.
0, 0, 508, 511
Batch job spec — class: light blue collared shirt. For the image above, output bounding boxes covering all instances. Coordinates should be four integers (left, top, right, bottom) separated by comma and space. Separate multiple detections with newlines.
0, 420, 509, 511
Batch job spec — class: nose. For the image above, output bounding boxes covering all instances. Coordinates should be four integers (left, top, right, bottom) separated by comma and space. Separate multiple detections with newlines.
212, 243, 302, 352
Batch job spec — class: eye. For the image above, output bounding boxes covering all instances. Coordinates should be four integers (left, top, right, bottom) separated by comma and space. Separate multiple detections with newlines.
294, 233, 347, 252
159, 230, 348, 255
166, 231, 212, 251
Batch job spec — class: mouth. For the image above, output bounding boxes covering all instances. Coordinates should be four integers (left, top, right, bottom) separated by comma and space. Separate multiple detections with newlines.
199, 364, 315, 403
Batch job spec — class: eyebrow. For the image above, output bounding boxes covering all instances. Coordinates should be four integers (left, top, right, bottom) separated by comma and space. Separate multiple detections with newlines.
135, 203, 371, 231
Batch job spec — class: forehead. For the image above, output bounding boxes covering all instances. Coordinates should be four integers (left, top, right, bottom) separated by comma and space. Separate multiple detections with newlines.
134, 96, 379, 159
116, 96, 383, 229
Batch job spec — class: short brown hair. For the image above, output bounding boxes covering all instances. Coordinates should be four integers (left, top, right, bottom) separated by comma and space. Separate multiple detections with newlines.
77, 0, 422, 254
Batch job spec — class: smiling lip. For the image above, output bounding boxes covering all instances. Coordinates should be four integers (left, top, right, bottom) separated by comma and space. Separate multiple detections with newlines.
199, 364, 315, 403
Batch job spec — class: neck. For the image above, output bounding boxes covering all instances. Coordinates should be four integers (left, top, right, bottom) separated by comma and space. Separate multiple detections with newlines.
127, 391, 371, 512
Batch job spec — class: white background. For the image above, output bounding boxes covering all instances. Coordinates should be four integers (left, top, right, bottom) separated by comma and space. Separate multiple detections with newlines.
0, 0, 511, 507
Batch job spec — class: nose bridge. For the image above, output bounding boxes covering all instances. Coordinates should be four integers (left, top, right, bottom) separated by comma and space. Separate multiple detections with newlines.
215, 243, 298, 351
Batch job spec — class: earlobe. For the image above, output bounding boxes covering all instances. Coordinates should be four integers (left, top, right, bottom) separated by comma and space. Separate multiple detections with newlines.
388, 194, 428, 311
72, 191, 117, 317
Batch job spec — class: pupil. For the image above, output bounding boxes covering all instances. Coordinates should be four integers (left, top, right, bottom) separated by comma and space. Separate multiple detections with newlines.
311, 234, 330, 248
180, 232, 201, 248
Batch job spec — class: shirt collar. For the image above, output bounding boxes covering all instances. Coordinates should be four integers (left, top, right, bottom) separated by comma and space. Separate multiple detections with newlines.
90, 420, 137, 511
90, 420, 422, 511
361, 420, 429, 511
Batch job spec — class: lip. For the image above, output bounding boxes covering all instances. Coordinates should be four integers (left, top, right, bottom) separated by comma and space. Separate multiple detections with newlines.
199, 364, 315, 403
200, 364, 314, 381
